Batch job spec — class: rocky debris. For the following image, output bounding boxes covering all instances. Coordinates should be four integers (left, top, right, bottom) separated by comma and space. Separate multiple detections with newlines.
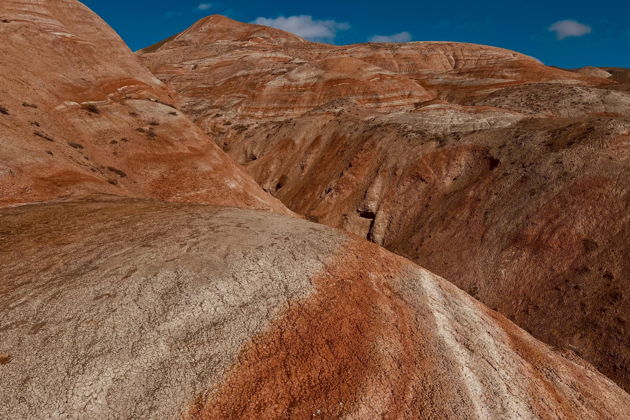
1, 198, 629, 419
139, 15, 630, 391
0, 0, 289, 214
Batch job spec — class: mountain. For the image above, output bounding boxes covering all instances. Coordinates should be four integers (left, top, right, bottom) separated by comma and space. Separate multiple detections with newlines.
2, 198, 629, 419
139, 15, 630, 391
0, 1, 288, 214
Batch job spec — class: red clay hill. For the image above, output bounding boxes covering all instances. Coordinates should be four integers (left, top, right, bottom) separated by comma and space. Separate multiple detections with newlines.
0, 2, 288, 214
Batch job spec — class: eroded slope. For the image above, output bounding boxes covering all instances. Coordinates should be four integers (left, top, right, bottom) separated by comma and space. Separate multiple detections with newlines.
138, 16, 630, 390
1, 199, 629, 419
0, 0, 288, 213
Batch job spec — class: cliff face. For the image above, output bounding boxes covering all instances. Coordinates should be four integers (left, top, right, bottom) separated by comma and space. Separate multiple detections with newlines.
2, 198, 629, 419
139, 16, 630, 391
0, 1, 289, 214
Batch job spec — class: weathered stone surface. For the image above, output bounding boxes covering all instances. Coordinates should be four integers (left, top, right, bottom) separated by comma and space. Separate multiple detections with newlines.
1, 199, 629, 419
139, 16, 630, 391
0, 1, 289, 214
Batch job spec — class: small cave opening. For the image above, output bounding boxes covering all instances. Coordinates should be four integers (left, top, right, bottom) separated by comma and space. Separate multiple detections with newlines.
275, 175, 288, 191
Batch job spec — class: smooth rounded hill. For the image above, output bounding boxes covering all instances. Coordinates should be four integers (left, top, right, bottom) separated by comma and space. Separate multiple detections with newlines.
0, 0, 288, 214
1, 198, 629, 419
138, 15, 630, 391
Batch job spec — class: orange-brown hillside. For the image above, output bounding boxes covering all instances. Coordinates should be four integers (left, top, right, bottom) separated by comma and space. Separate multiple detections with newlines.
139, 15, 630, 391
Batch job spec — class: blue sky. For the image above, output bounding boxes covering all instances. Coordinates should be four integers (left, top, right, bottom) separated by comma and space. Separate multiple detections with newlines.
82, 0, 630, 68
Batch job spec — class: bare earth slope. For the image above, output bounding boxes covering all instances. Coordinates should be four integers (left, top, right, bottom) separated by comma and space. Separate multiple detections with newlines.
0, 1, 288, 214
1, 198, 629, 419
139, 16, 630, 390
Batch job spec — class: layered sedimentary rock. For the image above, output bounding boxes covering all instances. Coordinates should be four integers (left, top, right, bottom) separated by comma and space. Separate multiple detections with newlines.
1, 198, 629, 419
139, 16, 607, 127
0, 1, 288, 213
139, 16, 630, 390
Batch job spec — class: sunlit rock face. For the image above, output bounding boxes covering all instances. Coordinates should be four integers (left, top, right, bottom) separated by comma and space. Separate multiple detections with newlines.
2, 198, 630, 419
0, 1, 289, 214
139, 15, 630, 391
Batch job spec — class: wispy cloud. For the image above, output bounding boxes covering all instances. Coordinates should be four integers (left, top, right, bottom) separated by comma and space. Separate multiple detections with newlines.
549, 19, 591, 40
369, 31, 412, 43
251, 15, 350, 42
197, 3, 212, 11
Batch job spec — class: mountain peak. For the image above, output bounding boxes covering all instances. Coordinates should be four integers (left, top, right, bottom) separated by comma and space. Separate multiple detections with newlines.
140, 14, 307, 54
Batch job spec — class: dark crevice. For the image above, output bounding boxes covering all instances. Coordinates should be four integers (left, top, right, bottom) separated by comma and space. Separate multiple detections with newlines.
107, 167, 127, 178
34, 131, 54, 142
81, 103, 100, 114
488, 156, 501, 170
358, 210, 376, 220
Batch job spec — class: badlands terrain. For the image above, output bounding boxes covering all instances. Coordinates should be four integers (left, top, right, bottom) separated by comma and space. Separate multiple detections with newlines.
0, 0, 629, 419
140, 15, 630, 393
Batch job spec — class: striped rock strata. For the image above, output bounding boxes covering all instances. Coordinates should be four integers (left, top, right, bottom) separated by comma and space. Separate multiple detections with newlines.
0, 0, 288, 214
139, 16, 630, 391
138, 15, 607, 127
1, 198, 629, 419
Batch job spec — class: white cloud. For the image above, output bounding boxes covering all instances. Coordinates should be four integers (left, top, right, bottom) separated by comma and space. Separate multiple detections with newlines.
251, 15, 350, 42
369, 31, 412, 43
548, 19, 591, 40
197, 3, 212, 11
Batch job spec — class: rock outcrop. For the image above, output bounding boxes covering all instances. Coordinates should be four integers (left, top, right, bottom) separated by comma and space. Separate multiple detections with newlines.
139, 16, 630, 391
1, 198, 629, 419
0, 1, 288, 214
